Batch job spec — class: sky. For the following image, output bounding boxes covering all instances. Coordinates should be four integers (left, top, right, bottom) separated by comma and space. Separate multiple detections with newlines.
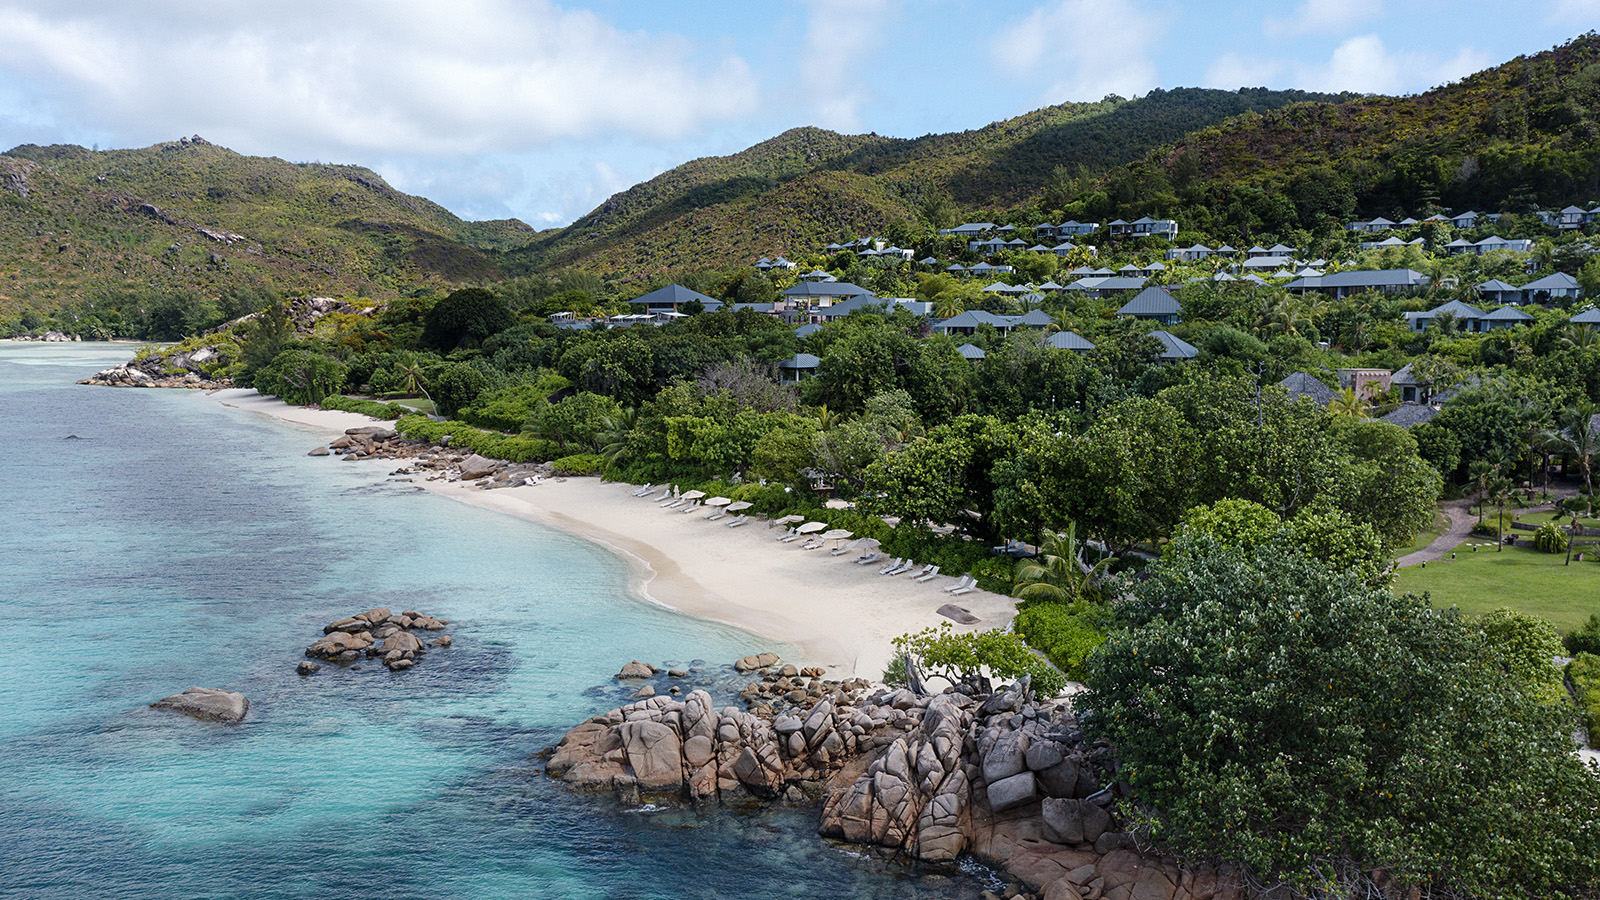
0, 0, 1594, 228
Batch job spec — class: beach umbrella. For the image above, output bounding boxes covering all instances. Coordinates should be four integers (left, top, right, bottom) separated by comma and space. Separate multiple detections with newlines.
818, 529, 853, 541
682, 490, 707, 500
775, 514, 805, 526
704, 497, 732, 507
845, 537, 880, 550
726, 501, 753, 512
796, 521, 828, 534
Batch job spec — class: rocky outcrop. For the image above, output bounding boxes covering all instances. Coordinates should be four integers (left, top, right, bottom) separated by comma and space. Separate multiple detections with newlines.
78, 345, 231, 389
305, 607, 452, 671
149, 687, 249, 723
549, 673, 1244, 900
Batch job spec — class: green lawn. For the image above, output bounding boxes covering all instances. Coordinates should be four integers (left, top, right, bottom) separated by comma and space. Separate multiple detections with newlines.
1393, 544, 1600, 632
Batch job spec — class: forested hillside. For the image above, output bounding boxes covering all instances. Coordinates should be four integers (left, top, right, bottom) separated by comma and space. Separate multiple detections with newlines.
516, 87, 1349, 276
1086, 33, 1600, 236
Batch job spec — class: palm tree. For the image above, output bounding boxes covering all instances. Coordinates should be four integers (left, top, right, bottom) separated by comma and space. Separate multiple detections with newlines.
1564, 324, 1598, 353
1488, 470, 1514, 551
1542, 401, 1599, 496
1328, 387, 1368, 419
814, 404, 844, 433
1467, 458, 1497, 520
395, 355, 434, 411
1013, 521, 1114, 603
933, 294, 964, 319
596, 408, 638, 462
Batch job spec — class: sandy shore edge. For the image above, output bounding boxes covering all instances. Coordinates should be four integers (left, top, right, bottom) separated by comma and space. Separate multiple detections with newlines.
199, 388, 1016, 678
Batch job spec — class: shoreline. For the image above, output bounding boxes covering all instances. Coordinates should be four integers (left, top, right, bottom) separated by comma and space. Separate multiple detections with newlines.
199, 388, 1016, 679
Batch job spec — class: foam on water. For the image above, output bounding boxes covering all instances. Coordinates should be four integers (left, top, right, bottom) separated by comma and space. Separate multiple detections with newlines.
0, 343, 989, 900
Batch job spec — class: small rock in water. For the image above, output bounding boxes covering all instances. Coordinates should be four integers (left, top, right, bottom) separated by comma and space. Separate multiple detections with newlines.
616, 660, 658, 679
297, 661, 320, 676
149, 687, 249, 724
308, 446, 330, 457
633, 685, 656, 699
667, 669, 687, 678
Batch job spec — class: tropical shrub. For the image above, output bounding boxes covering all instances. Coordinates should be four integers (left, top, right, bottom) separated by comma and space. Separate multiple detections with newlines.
254, 348, 346, 405
1086, 539, 1600, 898
1568, 652, 1600, 738
551, 453, 604, 476
1535, 521, 1569, 553
892, 623, 1066, 697
1013, 599, 1112, 681
318, 395, 408, 419
1565, 614, 1600, 656
1476, 607, 1568, 704
394, 415, 557, 463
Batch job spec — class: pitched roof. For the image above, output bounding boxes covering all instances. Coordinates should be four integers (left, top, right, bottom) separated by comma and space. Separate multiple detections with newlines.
1148, 330, 1198, 360
1475, 279, 1520, 292
1524, 272, 1580, 291
1117, 286, 1182, 317
1382, 404, 1440, 428
781, 282, 874, 299
1278, 372, 1336, 405
794, 323, 821, 338
628, 283, 723, 309
1569, 308, 1600, 325
956, 343, 986, 360
1483, 306, 1534, 322
1285, 269, 1429, 290
777, 353, 821, 369
1423, 299, 1485, 318
1045, 331, 1096, 351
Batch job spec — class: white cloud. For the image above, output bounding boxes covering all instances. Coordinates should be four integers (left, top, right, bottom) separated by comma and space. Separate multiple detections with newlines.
1204, 35, 1492, 95
1551, 0, 1600, 24
0, 0, 759, 160
797, 0, 900, 131
1264, 0, 1384, 38
989, 0, 1169, 103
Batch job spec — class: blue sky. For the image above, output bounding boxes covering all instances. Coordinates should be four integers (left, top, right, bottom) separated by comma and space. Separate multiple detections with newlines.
0, 1, 1594, 228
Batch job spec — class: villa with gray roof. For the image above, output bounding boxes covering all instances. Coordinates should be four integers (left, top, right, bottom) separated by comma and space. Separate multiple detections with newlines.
1285, 268, 1430, 298
1116, 286, 1183, 324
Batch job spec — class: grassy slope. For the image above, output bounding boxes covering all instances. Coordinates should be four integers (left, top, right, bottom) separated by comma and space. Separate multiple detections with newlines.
0, 139, 542, 308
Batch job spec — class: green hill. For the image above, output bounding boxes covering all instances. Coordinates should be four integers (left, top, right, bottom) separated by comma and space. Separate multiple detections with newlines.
0, 136, 543, 311
1100, 33, 1600, 235
514, 87, 1349, 276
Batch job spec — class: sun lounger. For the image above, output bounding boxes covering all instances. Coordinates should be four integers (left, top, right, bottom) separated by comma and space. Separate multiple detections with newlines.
906, 563, 934, 579
664, 498, 687, 509
829, 545, 853, 556
704, 509, 726, 521
681, 501, 702, 513
950, 580, 975, 595
780, 532, 804, 543
631, 483, 653, 497
914, 565, 942, 582
726, 515, 749, 527
854, 552, 881, 565
877, 557, 904, 575
943, 575, 973, 593
776, 527, 797, 541
885, 560, 915, 576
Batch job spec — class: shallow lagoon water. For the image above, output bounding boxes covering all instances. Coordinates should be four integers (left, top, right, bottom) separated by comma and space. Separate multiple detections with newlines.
0, 343, 990, 899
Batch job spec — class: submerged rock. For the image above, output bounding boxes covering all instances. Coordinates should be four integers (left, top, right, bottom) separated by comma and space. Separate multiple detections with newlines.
149, 687, 249, 724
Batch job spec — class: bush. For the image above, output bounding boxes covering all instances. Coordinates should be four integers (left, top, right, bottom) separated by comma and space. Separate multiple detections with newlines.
551, 453, 604, 476
254, 348, 346, 405
1014, 600, 1113, 681
1565, 614, 1600, 656
394, 415, 558, 463
1476, 607, 1567, 704
319, 395, 408, 420
1568, 652, 1600, 738
892, 622, 1066, 697
1535, 521, 1569, 553
431, 363, 490, 418
1086, 540, 1600, 898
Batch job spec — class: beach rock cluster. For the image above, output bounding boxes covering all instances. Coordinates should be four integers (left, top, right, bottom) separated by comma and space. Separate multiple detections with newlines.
78, 345, 230, 389
550, 669, 1243, 900
13, 330, 80, 342
149, 686, 249, 724
305, 606, 451, 672
314, 429, 555, 488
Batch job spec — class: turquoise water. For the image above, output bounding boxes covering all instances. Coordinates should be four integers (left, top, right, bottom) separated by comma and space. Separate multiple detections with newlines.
0, 343, 987, 899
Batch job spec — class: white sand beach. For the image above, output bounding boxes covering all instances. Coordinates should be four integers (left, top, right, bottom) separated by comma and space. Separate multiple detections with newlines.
202, 388, 1017, 679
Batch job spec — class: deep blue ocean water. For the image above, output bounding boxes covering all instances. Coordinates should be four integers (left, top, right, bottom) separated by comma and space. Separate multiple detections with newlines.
0, 343, 989, 899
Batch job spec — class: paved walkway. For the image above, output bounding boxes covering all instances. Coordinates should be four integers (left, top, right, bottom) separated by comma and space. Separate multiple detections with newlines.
1395, 500, 1481, 568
